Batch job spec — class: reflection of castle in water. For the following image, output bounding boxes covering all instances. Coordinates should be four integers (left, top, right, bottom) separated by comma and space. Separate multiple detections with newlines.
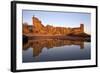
23, 39, 84, 57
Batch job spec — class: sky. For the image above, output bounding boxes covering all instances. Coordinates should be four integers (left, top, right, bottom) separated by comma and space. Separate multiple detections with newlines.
22, 10, 91, 34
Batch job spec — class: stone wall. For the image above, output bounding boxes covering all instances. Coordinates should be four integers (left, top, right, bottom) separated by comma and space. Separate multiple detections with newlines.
23, 16, 84, 35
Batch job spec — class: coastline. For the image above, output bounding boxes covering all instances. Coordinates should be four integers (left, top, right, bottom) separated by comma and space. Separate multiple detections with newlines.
23, 34, 91, 42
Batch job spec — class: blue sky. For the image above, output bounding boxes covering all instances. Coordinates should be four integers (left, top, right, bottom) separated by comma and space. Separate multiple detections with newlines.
22, 10, 91, 34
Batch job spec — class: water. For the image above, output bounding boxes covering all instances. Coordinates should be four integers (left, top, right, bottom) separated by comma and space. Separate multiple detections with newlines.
22, 39, 91, 63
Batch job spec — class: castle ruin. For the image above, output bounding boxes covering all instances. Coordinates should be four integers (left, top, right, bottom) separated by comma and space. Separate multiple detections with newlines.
23, 16, 84, 36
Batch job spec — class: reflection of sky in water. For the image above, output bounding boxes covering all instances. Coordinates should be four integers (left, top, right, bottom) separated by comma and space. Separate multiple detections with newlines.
23, 42, 91, 63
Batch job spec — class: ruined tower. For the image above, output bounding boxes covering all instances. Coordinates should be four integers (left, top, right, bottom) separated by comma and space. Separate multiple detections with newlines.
32, 16, 44, 30
80, 24, 84, 33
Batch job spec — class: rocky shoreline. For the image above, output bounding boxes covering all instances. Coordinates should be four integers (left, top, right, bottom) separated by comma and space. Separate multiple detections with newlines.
23, 34, 91, 42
